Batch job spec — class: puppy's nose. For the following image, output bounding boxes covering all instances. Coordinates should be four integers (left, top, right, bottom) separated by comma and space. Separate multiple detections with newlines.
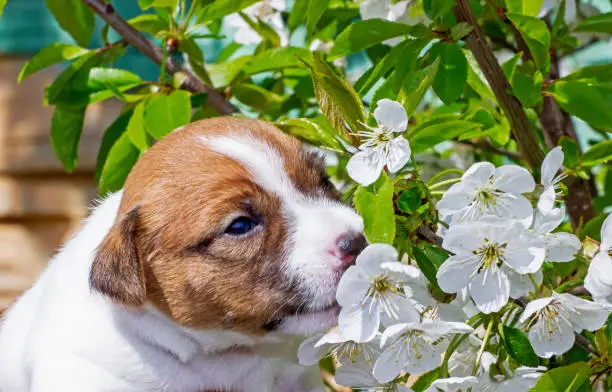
335, 232, 367, 264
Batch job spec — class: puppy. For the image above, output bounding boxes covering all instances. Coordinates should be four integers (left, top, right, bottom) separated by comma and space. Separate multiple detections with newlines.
0, 117, 365, 392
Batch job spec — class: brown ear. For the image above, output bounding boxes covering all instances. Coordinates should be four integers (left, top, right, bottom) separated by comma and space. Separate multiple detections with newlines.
90, 207, 146, 306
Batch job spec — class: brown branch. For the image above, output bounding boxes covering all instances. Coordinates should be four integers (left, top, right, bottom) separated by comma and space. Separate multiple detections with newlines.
417, 226, 443, 247
509, 18, 595, 229
452, 0, 545, 169
82, 0, 238, 115
458, 139, 522, 161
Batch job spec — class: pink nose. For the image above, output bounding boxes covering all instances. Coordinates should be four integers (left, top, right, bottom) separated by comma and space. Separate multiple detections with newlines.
334, 232, 367, 265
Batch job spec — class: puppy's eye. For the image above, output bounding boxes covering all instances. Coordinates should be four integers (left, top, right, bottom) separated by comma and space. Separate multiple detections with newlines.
225, 217, 259, 236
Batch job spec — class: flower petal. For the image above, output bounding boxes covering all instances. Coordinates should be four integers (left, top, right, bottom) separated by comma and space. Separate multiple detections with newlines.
426, 377, 479, 392
585, 253, 612, 297
336, 266, 370, 307
441, 223, 487, 255
436, 185, 474, 217
357, 243, 398, 277
335, 363, 378, 388
537, 187, 558, 214
541, 146, 564, 188
373, 342, 407, 383
601, 213, 612, 251
380, 295, 421, 325
373, 99, 408, 132
346, 148, 385, 186
505, 237, 546, 274
556, 292, 608, 332
519, 297, 555, 324
359, 0, 389, 20
437, 255, 481, 294
297, 333, 327, 365
468, 268, 510, 314
507, 267, 542, 299
533, 206, 565, 234
386, 136, 412, 172
462, 162, 495, 187
528, 317, 574, 358
380, 323, 413, 348
544, 233, 581, 262
493, 165, 536, 193
492, 193, 534, 220
338, 302, 380, 343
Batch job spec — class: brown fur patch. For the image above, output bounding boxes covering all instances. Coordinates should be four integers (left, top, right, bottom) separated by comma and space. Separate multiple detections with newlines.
92, 117, 335, 335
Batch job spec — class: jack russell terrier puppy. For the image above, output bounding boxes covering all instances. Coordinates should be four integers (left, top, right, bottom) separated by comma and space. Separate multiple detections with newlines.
0, 117, 366, 392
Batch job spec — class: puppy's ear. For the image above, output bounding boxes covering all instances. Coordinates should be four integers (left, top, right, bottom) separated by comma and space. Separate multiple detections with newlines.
90, 207, 146, 306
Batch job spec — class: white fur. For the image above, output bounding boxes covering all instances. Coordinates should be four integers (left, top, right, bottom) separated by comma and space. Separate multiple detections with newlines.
206, 135, 364, 313
0, 193, 322, 392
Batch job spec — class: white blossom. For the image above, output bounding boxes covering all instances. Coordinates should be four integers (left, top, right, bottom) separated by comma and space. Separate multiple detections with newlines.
298, 329, 380, 367
436, 162, 536, 223
448, 335, 496, 377
585, 214, 612, 308
225, 0, 288, 45
373, 321, 473, 382
347, 99, 412, 186
424, 376, 479, 392
336, 243, 421, 343
520, 292, 608, 358
537, 147, 566, 214
436, 218, 541, 313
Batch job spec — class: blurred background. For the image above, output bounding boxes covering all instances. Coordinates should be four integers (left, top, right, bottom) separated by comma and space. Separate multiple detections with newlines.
0, 0, 610, 314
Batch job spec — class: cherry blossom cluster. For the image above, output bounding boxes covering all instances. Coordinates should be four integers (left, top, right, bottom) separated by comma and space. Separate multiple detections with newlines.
298, 98, 612, 391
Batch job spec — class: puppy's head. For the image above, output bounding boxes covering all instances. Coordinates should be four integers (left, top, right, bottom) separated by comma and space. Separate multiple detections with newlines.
91, 117, 364, 336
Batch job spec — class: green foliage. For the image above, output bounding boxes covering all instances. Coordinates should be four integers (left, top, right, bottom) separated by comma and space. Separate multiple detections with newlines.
499, 324, 539, 367
50, 105, 86, 172
275, 118, 345, 153
306, 0, 330, 38
195, 0, 260, 25
582, 140, 612, 167
575, 12, 612, 34
143, 90, 192, 139
505, 0, 544, 17
354, 174, 396, 244
45, 0, 95, 47
411, 367, 441, 392
529, 362, 591, 392
328, 19, 413, 60
507, 13, 551, 74
18, 43, 90, 83
548, 80, 612, 131
429, 42, 468, 105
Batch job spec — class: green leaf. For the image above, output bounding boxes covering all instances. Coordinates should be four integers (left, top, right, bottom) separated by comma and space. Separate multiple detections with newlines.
397, 188, 422, 214
244, 47, 313, 75
423, 0, 454, 20
563, 64, 612, 84
507, 13, 551, 74
179, 37, 213, 87
409, 120, 481, 153
411, 367, 441, 392
288, 0, 309, 31
505, 0, 544, 17
582, 140, 612, 167
0, 0, 6, 19
18, 43, 90, 83
45, 0, 95, 47
529, 362, 591, 392
50, 105, 86, 172
509, 61, 543, 107
328, 19, 413, 60
354, 40, 411, 96
306, 0, 331, 38
412, 247, 442, 291
559, 136, 580, 169
399, 58, 440, 115
127, 102, 150, 151
548, 80, 612, 131
232, 84, 284, 112
574, 12, 612, 34
450, 22, 473, 41
196, 0, 260, 25
354, 173, 396, 244
129, 14, 170, 35
143, 90, 191, 139
304, 53, 365, 142
500, 325, 539, 366
51, 67, 142, 107
238, 12, 281, 46
145, 0, 178, 8
429, 42, 468, 105
208, 56, 251, 88
96, 110, 133, 183
99, 132, 140, 196
44, 51, 100, 105
275, 117, 345, 152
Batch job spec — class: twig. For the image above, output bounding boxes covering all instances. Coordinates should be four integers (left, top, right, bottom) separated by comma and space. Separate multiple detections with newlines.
458, 139, 522, 161
417, 226, 443, 247
82, 0, 238, 115
452, 0, 545, 169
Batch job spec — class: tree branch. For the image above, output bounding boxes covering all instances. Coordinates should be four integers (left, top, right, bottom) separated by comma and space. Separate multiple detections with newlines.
458, 139, 522, 161
82, 0, 238, 115
452, 0, 545, 169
